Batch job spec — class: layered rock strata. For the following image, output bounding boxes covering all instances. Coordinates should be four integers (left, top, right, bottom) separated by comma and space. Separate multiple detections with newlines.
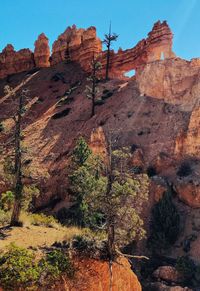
102, 20, 175, 78
51, 25, 102, 71
0, 20, 175, 79
136, 58, 200, 110
0, 45, 35, 79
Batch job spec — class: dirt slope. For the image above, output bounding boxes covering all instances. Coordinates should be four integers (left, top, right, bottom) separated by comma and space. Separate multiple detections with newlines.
0, 61, 190, 211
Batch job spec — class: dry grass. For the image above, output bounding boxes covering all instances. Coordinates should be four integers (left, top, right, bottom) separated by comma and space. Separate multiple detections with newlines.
0, 212, 83, 250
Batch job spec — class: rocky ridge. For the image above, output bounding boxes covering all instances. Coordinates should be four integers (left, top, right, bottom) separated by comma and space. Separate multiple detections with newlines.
0, 20, 175, 79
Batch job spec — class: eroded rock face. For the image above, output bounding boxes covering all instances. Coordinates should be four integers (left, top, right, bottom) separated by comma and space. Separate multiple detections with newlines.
175, 180, 200, 208
150, 178, 167, 202
153, 266, 183, 283
34, 33, 50, 68
0, 45, 35, 79
131, 148, 145, 170
44, 257, 142, 291
89, 127, 108, 162
104, 20, 175, 78
51, 25, 102, 71
0, 20, 175, 79
136, 58, 200, 111
182, 106, 200, 157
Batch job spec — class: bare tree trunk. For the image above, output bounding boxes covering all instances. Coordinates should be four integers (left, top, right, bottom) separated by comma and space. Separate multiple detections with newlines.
91, 94, 95, 117
91, 81, 95, 117
91, 57, 96, 117
11, 199, 22, 226
105, 42, 110, 81
106, 162, 115, 259
107, 221, 115, 260
10, 94, 23, 226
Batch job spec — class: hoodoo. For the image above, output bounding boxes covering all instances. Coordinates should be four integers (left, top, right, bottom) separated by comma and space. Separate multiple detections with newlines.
0, 21, 175, 79
34, 33, 50, 68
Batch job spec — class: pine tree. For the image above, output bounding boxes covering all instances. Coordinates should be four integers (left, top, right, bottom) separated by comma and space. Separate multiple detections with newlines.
68, 137, 93, 226
69, 135, 149, 260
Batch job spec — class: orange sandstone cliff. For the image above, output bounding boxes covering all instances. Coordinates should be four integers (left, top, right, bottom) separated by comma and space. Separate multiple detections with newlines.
0, 21, 175, 79
45, 257, 142, 291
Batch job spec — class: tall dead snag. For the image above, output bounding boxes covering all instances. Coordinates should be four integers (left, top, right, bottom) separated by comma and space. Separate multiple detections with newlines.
85, 55, 102, 118
10, 89, 29, 226
103, 24, 118, 81
3, 86, 29, 226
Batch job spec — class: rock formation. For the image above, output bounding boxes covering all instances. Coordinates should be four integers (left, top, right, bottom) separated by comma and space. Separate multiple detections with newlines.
101, 20, 175, 78
51, 25, 102, 71
181, 106, 200, 157
46, 257, 142, 291
0, 44, 34, 79
175, 180, 200, 208
89, 127, 108, 162
34, 33, 50, 67
146, 283, 192, 291
136, 58, 200, 110
0, 20, 175, 79
153, 266, 183, 284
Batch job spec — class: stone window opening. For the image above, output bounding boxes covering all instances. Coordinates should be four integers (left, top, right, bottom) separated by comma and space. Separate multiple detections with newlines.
160, 52, 165, 60
124, 69, 136, 78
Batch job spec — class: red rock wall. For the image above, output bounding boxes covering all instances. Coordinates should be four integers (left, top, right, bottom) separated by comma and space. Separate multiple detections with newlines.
51, 25, 102, 70
100, 20, 175, 78
136, 57, 200, 110
0, 45, 35, 79
45, 257, 142, 291
0, 20, 174, 79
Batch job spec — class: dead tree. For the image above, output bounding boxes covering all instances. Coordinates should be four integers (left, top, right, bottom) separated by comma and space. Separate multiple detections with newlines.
103, 23, 118, 81
86, 55, 102, 118
10, 89, 28, 226
3, 85, 29, 226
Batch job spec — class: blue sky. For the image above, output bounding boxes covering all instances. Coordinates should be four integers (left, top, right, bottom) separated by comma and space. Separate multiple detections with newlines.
0, 0, 199, 60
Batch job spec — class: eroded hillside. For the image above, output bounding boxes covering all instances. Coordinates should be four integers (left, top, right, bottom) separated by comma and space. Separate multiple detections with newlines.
1, 20, 200, 290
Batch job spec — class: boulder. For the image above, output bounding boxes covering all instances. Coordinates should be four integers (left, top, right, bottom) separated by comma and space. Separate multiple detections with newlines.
153, 266, 183, 284
146, 282, 192, 291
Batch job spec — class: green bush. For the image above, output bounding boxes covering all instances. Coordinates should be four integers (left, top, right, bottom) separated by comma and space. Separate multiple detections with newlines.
72, 234, 95, 252
0, 209, 11, 226
0, 245, 75, 289
72, 137, 92, 166
176, 256, 196, 281
72, 233, 107, 259
148, 191, 180, 251
0, 191, 15, 211
0, 244, 40, 289
30, 213, 58, 228
40, 250, 74, 279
